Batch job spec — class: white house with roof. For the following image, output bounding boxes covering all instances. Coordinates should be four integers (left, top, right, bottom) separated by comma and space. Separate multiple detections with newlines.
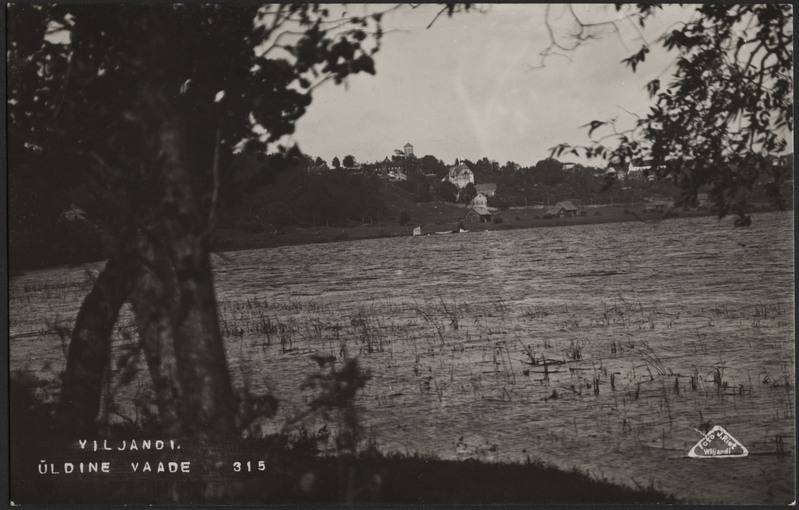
470, 193, 488, 208
388, 168, 407, 181
377, 157, 407, 181
446, 163, 474, 189
628, 159, 660, 181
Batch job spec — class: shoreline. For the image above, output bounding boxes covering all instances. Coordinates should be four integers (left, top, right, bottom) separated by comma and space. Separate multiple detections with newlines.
10, 205, 789, 274
214, 205, 765, 254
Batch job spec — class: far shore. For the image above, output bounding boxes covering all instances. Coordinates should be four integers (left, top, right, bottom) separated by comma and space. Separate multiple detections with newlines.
9, 204, 788, 275
214, 203, 785, 254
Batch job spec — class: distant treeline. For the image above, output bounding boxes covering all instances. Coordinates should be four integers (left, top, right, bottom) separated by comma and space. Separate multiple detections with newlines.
9, 148, 792, 270
365, 155, 686, 208
351, 153, 791, 210
219, 152, 389, 232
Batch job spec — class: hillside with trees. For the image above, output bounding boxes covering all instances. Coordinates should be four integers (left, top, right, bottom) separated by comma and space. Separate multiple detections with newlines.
220, 152, 388, 232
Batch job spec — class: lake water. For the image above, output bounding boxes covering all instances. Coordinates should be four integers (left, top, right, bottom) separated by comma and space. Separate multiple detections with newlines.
9, 211, 795, 504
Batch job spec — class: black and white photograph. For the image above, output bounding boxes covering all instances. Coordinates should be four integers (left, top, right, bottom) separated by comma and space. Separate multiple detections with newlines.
7, 3, 795, 505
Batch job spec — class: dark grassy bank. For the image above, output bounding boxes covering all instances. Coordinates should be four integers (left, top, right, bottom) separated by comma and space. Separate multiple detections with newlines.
10, 170, 789, 272
10, 374, 678, 505
214, 203, 730, 253
13, 442, 678, 506
215, 178, 790, 252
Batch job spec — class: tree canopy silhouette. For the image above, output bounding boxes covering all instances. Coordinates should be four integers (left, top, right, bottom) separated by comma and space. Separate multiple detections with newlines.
8, 4, 385, 438
550, 4, 793, 225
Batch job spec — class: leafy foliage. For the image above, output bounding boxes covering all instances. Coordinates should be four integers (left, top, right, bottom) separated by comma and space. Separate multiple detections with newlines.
420, 155, 449, 176
551, 4, 793, 224
434, 180, 459, 202
534, 158, 565, 186
7, 4, 387, 436
7, 3, 385, 252
458, 182, 478, 204
303, 356, 370, 454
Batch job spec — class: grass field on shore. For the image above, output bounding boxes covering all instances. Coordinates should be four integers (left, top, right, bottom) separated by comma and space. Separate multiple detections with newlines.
11, 376, 677, 505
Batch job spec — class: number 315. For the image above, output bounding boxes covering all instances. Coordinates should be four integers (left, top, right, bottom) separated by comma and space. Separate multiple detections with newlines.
233, 461, 266, 472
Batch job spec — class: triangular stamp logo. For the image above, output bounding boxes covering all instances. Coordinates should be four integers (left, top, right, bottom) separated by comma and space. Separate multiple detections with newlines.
688, 425, 748, 458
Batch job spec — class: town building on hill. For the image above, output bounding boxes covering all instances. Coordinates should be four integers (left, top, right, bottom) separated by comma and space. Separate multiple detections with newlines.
388, 168, 407, 181
464, 193, 493, 223
404, 142, 414, 158
545, 201, 578, 218
446, 163, 474, 189
642, 199, 673, 213
376, 157, 406, 181
604, 167, 621, 180
464, 207, 493, 223
470, 193, 488, 208
628, 159, 660, 181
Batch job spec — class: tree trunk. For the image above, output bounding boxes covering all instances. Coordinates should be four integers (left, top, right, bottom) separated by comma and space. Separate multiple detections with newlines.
130, 227, 183, 435
158, 112, 236, 438
58, 251, 133, 436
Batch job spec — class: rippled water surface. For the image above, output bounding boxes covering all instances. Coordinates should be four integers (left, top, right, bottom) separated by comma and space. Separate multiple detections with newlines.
10, 212, 795, 504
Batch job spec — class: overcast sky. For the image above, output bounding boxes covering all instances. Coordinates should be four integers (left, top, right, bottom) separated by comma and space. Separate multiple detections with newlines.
291, 4, 699, 167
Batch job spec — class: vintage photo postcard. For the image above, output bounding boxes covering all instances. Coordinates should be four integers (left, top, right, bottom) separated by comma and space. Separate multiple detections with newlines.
7, 3, 795, 505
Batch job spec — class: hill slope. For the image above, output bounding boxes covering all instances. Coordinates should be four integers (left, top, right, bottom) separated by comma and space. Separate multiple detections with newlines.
381, 182, 466, 228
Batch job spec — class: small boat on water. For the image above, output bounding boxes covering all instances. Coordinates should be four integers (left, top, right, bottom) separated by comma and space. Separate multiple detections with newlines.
436, 228, 469, 235
413, 226, 469, 236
